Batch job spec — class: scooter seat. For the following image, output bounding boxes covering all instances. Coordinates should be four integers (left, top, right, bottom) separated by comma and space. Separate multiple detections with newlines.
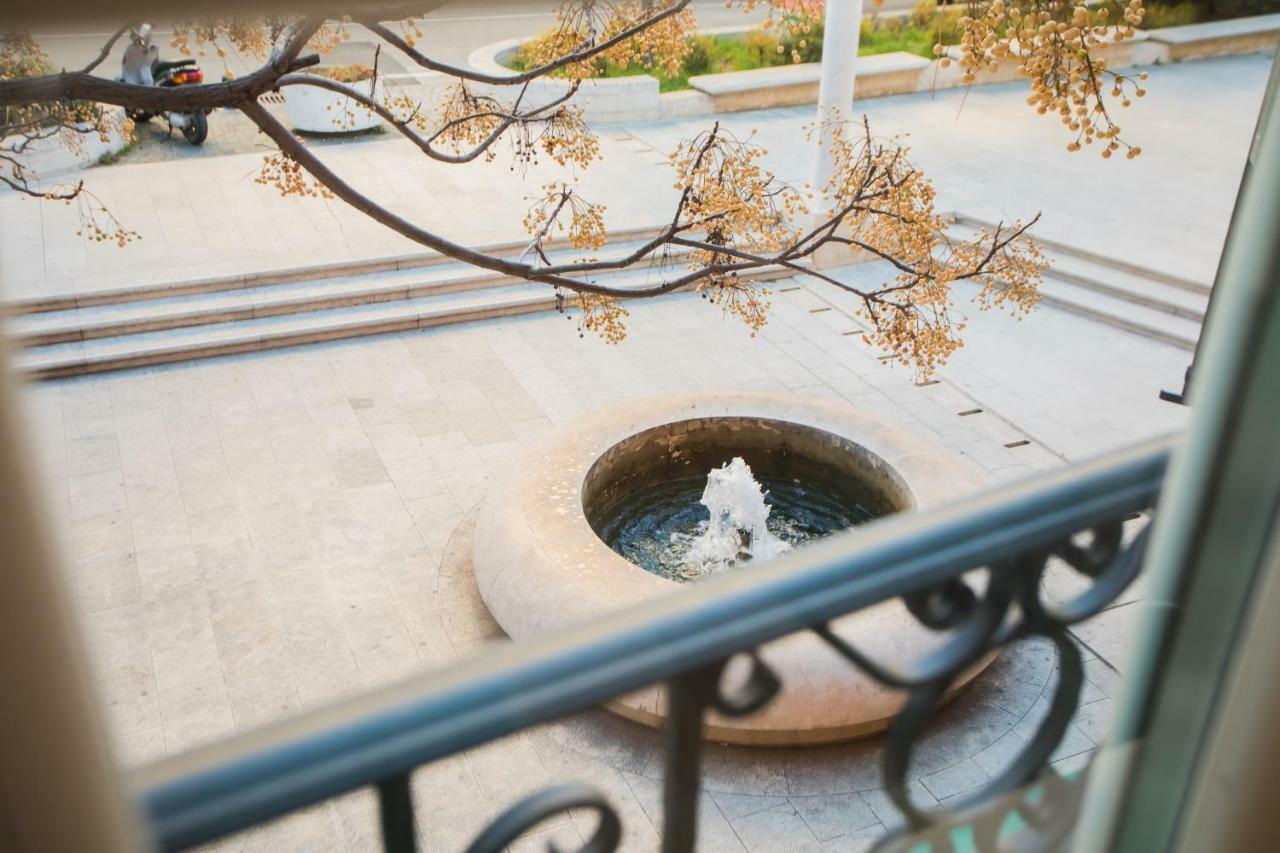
152, 58, 197, 75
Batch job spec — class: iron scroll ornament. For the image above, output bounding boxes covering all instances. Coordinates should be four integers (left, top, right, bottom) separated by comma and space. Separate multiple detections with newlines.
458, 520, 1148, 853
462, 653, 780, 853
820, 520, 1149, 851
464, 783, 622, 853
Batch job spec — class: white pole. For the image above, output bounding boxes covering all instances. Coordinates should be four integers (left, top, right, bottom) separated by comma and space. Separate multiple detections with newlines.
813, 0, 864, 207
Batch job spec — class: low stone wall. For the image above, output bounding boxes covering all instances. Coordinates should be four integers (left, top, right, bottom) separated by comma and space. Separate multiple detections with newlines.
934, 29, 1162, 88
1145, 13, 1280, 62
686, 31, 1153, 114
468, 15, 1280, 124
688, 52, 932, 113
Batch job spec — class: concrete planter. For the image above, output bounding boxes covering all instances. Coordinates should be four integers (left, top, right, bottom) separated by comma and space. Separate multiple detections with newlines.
16, 109, 130, 178
283, 73, 383, 134
467, 39, 662, 123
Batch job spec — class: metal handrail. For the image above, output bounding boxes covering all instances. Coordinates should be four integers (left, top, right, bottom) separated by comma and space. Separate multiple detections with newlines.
134, 434, 1175, 851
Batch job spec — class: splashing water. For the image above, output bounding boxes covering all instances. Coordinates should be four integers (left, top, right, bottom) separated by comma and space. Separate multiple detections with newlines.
682, 457, 792, 575
595, 455, 876, 582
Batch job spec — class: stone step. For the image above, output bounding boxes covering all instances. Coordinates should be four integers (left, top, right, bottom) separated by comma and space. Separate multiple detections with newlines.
1040, 253, 1209, 322
949, 213, 1212, 296
1035, 275, 1202, 351
8, 264, 497, 345
945, 216, 1207, 346
7, 238, 696, 347
17, 264, 794, 379
15, 285, 561, 379
0, 223, 661, 317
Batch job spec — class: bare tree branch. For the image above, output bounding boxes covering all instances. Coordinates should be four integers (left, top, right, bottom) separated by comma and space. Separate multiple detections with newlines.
240, 98, 798, 300
0, 19, 322, 113
2, 5, 1049, 375
80, 25, 131, 74
362, 0, 692, 87
275, 73, 581, 164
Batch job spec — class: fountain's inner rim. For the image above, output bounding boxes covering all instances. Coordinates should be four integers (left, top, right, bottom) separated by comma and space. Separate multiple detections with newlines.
582, 417, 912, 582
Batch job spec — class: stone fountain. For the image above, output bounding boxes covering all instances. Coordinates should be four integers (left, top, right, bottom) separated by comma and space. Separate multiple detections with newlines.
472, 391, 992, 744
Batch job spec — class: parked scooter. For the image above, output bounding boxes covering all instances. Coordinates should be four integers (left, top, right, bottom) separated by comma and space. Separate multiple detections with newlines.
119, 24, 209, 145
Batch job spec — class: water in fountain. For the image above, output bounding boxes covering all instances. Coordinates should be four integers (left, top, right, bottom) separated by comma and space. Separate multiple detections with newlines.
683, 457, 791, 573
596, 454, 877, 582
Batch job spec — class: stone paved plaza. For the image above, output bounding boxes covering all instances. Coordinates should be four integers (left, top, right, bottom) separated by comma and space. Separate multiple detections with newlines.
3, 51, 1266, 853
14, 277, 1176, 851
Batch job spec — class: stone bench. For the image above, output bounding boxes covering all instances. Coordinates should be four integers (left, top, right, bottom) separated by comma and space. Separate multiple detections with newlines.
687, 52, 931, 113
1145, 13, 1280, 62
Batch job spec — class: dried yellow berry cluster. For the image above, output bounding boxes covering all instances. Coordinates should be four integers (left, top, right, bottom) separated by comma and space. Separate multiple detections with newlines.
944, 0, 1148, 156
522, 0, 698, 80
256, 151, 335, 200
817, 117, 1046, 375
524, 182, 609, 253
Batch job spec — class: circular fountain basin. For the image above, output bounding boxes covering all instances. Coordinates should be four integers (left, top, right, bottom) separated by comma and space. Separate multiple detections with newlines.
472, 392, 992, 744
587, 420, 907, 580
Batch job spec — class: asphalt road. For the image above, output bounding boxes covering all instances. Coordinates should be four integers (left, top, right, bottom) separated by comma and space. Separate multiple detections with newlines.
31, 0, 922, 78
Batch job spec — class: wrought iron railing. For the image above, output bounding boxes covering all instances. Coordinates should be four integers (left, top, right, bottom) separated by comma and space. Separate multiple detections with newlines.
133, 436, 1174, 852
